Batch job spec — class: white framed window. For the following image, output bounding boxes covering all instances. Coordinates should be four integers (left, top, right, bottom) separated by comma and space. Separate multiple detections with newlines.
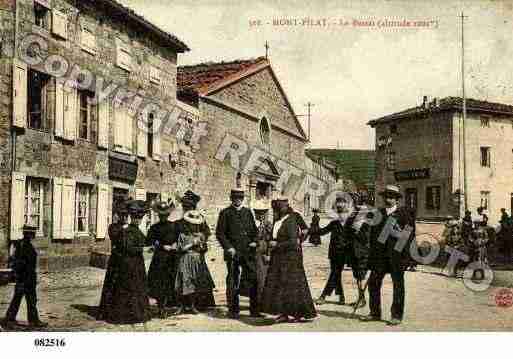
386, 148, 396, 170
480, 191, 490, 211
75, 184, 92, 234
480, 146, 491, 168
34, 1, 50, 31
24, 177, 45, 235
78, 90, 96, 140
480, 116, 491, 128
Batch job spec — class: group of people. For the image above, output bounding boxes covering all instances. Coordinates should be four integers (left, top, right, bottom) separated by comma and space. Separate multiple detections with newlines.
3, 183, 418, 328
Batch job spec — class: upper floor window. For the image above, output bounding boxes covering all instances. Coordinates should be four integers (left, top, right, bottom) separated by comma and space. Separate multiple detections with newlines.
147, 113, 154, 157
426, 186, 441, 210
34, 1, 50, 30
386, 148, 396, 171
80, 23, 97, 55
28, 69, 50, 131
259, 116, 271, 148
116, 39, 132, 72
480, 116, 491, 128
480, 146, 491, 167
78, 90, 95, 140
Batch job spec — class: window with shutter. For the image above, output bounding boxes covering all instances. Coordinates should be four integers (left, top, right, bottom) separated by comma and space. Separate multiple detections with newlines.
63, 86, 77, 141
52, 9, 68, 39
152, 113, 161, 161
28, 69, 50, 130
61, 178, 76, 239
12, 60, 28, 128
24, 178, 46, 236
116, 39, 132, 72
55, 80, 64, 137
124, 107, 133, 152
75, 183, 92, 234
10, 173, 26, 240
96, 183, 110, 239
34, 1, 50, 31
52, 178, 63, 239
137, 113, 148, 158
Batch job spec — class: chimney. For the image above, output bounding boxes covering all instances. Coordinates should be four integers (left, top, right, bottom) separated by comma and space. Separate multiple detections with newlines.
422, 95, 428, 108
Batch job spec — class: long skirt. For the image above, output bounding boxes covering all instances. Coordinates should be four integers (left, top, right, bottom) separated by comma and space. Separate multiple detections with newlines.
147, 249, 178, 307
261, 248, 316, 319
175, 252, 215, 297
98, 253, 121, 319
104, 254, 150, 324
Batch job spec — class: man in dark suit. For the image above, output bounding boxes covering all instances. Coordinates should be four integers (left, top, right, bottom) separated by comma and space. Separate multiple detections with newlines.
3, 225, 47, 329
216, 188, 259, 319
360, 184, 415, 326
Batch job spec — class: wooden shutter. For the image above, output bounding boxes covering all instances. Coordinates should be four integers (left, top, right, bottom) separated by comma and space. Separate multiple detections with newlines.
137, 114, 147, 158
149, 65, 161, 85
61, 178, 75, 239
114, 103, 124, 149
10, 172, 26, 240
135, 188, 146, 201
161, 191, 169, 204
63, 86, 77, 141
12, 60, 27, 128
116, 39, 132, 72
55, 80, 64, 137
152, 116, 161, 161
97, 99, 109, 149
124, 107, 133, 152
52, 9, 68, 39
96, 183, 110, 239
81, 25, 96, 55
53, 177, 63, 238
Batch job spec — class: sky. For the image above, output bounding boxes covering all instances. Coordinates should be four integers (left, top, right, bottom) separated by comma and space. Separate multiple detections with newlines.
120, 0, 513, 150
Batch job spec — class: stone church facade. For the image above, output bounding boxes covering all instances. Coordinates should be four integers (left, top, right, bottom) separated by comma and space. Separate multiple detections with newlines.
177, 57, 309, 223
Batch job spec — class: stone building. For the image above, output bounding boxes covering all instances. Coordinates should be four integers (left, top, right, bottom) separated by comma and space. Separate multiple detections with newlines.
368, 96, 513, 223
177, 57, 309, 223
0, 0, 190, 270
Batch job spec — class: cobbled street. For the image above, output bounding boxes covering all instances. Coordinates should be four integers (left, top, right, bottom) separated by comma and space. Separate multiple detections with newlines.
2, 230, 513, 332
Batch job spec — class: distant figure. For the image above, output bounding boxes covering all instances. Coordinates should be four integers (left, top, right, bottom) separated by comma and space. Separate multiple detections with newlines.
308, 209, 321, 246
499, 208, 513, 261
3, 225, 47, 329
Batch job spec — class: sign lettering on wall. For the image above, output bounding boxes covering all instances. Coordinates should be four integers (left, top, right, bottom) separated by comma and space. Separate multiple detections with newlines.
108, 157, 138, 183
394, 168, 430, 182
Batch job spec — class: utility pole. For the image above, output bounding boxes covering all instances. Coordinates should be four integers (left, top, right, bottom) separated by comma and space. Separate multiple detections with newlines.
461, 12, 468, 212
297, 102, 315, 146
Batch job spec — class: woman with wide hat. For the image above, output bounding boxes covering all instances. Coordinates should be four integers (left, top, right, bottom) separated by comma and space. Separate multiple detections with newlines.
104, 200, 151, 325
261, 196, 316, 323
174, 209, 215, 314
147, 201, 178, 317
174, 190, 216, 312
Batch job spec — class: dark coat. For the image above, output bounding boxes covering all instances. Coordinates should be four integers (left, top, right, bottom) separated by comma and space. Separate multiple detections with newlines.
261, 214, 316, 319
147, 220, 178, 306
318, 218, 349, 262
308, 214, 321, 245
368, 207, 416, 273
12, 240, 38, 289
216, 206, 258, 261
99, 222, 125, 317
103, 224, 150, 324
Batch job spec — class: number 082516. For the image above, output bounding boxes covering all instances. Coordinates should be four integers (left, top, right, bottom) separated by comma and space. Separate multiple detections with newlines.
34, 338, 66, 347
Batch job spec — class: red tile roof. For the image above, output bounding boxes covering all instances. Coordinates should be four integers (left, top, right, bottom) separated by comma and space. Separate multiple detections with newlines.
368, 96, 513, 126
177, 57, 268, 93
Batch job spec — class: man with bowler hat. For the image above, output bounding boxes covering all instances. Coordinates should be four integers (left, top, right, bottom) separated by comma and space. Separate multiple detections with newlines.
360, 184, 415, 326
3, 225, 47, 328
216, 188, 260, 319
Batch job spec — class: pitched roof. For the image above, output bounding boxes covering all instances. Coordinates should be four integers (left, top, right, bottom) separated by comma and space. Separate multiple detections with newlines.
368, 96, 513, 126
177, 57, 267, 94
103, 0, 189, 52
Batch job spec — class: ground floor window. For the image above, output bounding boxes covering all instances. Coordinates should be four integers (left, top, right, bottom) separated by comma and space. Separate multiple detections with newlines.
405, 188, 418, 212
480, 191, 490, 211
426, 186, 441, 210
75, 183, 93, 234
24, 177, 46, 234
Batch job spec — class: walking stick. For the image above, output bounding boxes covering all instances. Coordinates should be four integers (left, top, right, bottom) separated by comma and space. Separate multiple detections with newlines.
352, 278, 369, 316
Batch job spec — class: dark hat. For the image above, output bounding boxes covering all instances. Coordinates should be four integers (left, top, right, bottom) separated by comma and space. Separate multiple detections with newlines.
230, 188, 245, 198
183, 210, 205, 225
312, 208, 320, 213
114, 201, 129, 215
378, 184, 402, 199
153, 201, 173, 215
126, 200, 147, 218
22, 225, 38, 236
181, 190, 201, 206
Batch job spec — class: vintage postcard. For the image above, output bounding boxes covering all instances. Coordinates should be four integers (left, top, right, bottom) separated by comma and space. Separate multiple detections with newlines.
0, 0, 512, 355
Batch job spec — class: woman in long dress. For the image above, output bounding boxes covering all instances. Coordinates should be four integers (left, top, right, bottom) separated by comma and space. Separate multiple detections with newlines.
174, 210, 215, 314
261, 197, 316, 323
146, 201, 178, 317
105, 200, 150, 325
98, 202, 128, 320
